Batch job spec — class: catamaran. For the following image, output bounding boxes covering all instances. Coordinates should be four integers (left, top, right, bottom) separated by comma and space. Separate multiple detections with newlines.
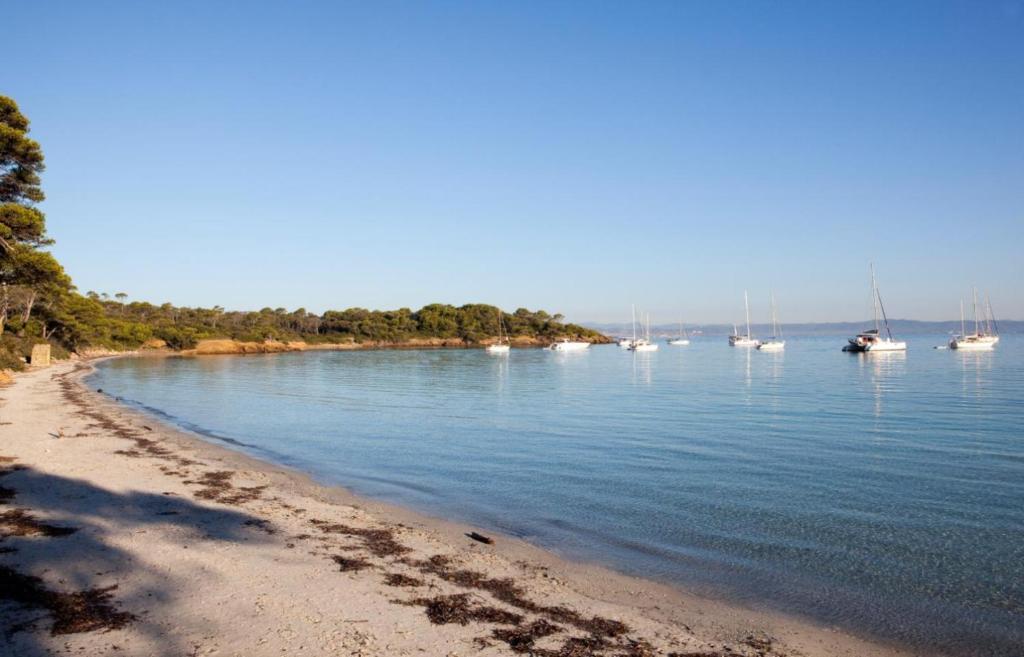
843, 264, 906, 352
629, 311, 659, 351
757, 293, 785, 351
485, 310, 511, 354
729, 291, 760, 347
949, 288, 999, 350
667, 318, 690, 346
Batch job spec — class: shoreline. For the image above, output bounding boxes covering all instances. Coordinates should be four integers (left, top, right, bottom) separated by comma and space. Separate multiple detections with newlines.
0, 360, 919, 657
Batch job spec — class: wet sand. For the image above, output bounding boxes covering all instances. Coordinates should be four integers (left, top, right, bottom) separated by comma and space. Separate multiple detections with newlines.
0, 360, 918, 657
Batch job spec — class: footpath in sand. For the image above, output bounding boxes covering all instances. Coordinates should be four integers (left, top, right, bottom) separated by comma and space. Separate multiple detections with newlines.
0, 361, 910, 657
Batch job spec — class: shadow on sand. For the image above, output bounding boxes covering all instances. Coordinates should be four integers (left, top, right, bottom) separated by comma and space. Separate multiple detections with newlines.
0, 462, 272, 657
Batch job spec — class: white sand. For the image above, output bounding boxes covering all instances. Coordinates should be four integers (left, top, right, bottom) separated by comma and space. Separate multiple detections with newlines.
0, 360, 917, 657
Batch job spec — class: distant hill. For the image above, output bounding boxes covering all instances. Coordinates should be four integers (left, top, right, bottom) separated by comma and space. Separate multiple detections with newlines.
585, 319, 1023, 338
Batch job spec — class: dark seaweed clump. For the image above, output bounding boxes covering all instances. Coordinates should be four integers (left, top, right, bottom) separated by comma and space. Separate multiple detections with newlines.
183, 470, 265, 505
333, 555, 372, 572
0, 509, 77, 537
403, 593, 523, 626
309, 519, 410, 557
408, 554, 629, 638
491, 619, 561, 652
0, 566, 135, 635
382, 572, 423, 587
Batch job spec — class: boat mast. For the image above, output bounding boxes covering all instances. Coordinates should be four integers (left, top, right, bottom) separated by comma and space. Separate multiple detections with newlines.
872, 265, 895, 341
744, 290, 751, 338
973, 287, 980, 336
770, 292, 780, 339
960, 299, 965, 338
632, 305, 637, 344
870, 263, 880, 333
986, 294, 998, 335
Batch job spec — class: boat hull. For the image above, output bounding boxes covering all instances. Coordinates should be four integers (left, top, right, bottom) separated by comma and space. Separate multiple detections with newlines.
757, 341, 785, 351
865, 341, 906, 351
549, 341, 590, 352
949, 334, 998, 350
845, 330, 906, 352
485, 345, 511, 354
949, 340, 996, 351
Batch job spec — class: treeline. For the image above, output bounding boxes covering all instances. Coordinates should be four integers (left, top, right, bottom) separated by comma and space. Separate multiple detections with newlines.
0, 95, 602, 368
51, 296, 604, 351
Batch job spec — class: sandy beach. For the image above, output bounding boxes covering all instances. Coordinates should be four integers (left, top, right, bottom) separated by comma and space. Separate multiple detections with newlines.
0, 360, 916, 657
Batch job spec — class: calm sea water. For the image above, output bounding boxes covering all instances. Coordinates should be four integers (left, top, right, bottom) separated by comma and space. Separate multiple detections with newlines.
90, 336, 1024, 656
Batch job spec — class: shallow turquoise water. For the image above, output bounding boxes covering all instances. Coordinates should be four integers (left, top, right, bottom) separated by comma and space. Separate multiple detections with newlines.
90, 336, 1024, 656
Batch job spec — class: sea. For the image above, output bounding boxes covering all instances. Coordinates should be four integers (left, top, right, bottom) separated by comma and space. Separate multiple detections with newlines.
89, 335, 1024, 656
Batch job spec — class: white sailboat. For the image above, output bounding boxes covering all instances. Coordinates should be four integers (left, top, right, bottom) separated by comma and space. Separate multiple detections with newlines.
843, 264, 906, 352
757, 293, 785, 351
729, 291, 760, 347
629, 311, 659, 351
949, 288, 998, 350
667, 318, 690, 346
485, 310, 511, 354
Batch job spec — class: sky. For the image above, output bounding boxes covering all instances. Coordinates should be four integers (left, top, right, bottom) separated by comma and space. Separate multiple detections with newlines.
5, 1, 1023, 323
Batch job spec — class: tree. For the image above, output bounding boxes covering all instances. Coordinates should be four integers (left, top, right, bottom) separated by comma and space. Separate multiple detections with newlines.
0, 97, 55, 336
0, 245, 71, 329
0, 96, 45, 206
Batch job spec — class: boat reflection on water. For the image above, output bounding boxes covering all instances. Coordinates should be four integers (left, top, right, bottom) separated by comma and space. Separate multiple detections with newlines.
856, 350, 907, 419
632, 349, 654, 386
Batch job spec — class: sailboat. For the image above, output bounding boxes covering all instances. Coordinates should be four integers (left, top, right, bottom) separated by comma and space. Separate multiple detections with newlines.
486, 310, 511, 353
667, 318, 690, 346
629, 311, 659, 351
729, 291, 759, 347
949, 288, 998, 350
843, 264, 906, 352
757, 293, 785, 351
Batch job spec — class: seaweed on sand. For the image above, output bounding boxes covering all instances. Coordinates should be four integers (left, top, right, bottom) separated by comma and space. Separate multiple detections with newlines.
0, 509, 77, 538
492, 619, 562, 652
183, 470, 265, 505
333, 555, 372, 572
401, 593, 523, 626
0, 565, 135, 635
309, 519, 410, 557
382, 572, 423, 587
407, 554, 629, 638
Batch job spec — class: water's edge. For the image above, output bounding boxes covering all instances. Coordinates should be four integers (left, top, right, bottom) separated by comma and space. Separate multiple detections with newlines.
78, 354, 936, 657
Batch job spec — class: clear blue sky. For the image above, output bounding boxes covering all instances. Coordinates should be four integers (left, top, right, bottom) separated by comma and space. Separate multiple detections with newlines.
6, 1, 1023, 323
